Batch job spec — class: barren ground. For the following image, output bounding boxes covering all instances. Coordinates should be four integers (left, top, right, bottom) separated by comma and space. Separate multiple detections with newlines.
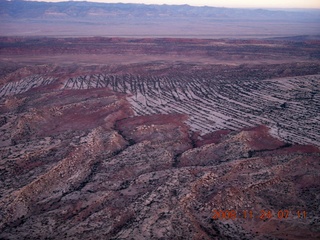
0, 37, 320, 239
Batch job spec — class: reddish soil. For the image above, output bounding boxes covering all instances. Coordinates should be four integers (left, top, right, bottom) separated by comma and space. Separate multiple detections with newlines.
0, 36, 319, 240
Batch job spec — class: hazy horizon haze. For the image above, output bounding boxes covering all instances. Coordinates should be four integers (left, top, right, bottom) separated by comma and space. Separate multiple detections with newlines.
23, 0, 320, 9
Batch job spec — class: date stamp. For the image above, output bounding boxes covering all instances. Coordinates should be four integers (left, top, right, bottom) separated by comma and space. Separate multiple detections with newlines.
212, 209, 307, 220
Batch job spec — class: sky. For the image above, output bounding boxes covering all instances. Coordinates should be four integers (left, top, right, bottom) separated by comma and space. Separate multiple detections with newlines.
37, 0, 320, 9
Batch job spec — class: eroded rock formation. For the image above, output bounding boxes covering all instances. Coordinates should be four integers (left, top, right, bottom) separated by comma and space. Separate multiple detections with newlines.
0, 78, 319, 239
0, 37, 319, 239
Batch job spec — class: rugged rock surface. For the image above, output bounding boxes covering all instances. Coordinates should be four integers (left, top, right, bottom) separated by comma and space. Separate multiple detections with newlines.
1, 76, 320, 240
1, 38, 320, 146
0, 37, 320, 239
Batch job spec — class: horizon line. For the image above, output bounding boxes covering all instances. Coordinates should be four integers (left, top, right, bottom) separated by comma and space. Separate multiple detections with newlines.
10, 0, 320, 10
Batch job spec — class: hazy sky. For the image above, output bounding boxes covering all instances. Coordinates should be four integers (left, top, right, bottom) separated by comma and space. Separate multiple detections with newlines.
41, 0, 320, 9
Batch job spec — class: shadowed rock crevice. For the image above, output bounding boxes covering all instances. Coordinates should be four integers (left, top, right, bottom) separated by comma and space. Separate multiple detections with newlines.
73, 161, 101, 192
246, 142, 293, 158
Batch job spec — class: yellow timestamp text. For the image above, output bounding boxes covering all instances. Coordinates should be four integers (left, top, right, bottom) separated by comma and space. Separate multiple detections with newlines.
212, 209, 307, 220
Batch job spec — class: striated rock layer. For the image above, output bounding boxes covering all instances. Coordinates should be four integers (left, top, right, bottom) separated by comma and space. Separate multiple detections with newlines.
0, 81, 319, 240
0, 37, 320, 239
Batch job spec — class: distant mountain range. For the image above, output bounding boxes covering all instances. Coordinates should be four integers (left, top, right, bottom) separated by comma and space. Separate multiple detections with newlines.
1, 0, 320, 37
1, 0, 320, 21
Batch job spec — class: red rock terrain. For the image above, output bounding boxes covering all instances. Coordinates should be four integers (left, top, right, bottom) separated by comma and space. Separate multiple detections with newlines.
0, 37, 320, 239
